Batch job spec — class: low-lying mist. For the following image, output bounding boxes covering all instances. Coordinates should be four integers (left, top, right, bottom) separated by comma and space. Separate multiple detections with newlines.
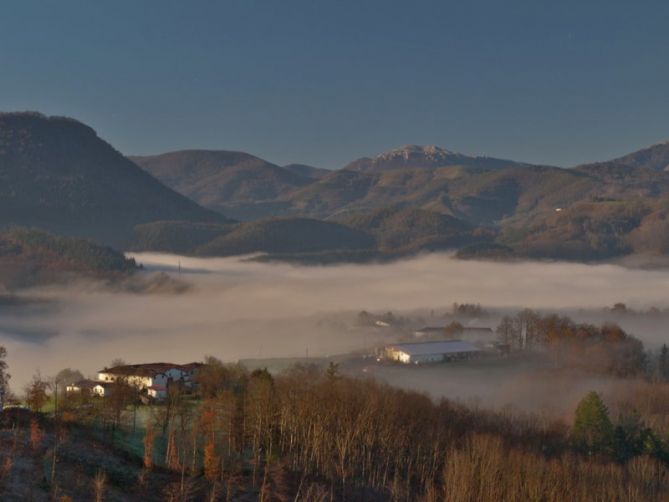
2, 252, 669, 410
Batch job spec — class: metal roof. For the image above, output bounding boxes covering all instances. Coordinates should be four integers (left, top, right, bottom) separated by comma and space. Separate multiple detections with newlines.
389, 340, 480, 356
69, 379, 98, 389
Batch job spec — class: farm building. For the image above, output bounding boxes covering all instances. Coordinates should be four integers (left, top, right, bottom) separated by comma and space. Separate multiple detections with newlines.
92, 382, 113, 397
147, 385, 167, 400
96, 362, 202, 391
65, 379, 100, 394
66, 379, 114, 397
384, 340, 480, 364
66, 362, 204, 401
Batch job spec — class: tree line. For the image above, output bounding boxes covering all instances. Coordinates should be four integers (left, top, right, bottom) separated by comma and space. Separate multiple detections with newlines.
496, 310, 647, 376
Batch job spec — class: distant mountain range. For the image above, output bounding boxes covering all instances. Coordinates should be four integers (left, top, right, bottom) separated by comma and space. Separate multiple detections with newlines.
133, 142, 669, 225
3, 111, 669, 266
130, 138, 669, 261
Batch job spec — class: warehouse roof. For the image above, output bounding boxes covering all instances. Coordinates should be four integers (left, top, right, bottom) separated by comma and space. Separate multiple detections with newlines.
388, 340, 480, 356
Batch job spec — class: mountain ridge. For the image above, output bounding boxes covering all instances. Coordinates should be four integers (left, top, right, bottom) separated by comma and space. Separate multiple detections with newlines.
130, 149, 313, 220
6, 110, 669, 263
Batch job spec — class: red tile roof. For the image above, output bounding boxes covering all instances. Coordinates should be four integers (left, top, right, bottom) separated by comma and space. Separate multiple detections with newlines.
99, 362, 203, 377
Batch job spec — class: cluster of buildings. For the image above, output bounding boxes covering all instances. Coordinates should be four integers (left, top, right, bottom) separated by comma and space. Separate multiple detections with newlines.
65, 362, 202, 401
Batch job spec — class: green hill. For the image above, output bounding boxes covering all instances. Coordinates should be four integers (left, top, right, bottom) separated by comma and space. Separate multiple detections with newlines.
338, 207, 489, 253
130, 221, 235, 254
499, 200, 656, 260
131, 150, 312, 220
194, 217, 376, 257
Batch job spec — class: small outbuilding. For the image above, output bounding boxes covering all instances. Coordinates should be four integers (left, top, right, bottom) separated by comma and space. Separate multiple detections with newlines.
147, 385, 167, 401
65, 379, 99, 394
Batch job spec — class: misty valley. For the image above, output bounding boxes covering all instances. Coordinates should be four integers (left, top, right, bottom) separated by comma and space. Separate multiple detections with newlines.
3, 3, 669, 497
1, 253, 669, 500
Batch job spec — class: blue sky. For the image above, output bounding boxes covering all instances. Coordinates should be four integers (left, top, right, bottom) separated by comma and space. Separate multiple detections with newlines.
1, 0, 668, 168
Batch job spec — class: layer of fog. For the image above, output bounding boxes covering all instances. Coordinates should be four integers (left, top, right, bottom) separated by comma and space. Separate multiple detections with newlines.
363, 362, 637, 421
2, 252, 669, 410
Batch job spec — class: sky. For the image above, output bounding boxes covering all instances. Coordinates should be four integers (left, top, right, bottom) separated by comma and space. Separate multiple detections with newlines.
1, 0, 668, 169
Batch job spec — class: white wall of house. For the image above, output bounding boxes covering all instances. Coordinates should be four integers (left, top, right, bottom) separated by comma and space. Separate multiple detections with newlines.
98, 372, 154, 388
148, 387, 167, 400
97, 367, 188, 390
164, 368, 186, 381
394, 351, 446, 364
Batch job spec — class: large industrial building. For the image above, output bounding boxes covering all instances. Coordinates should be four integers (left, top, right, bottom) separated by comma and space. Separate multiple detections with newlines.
384, 340, 480, 364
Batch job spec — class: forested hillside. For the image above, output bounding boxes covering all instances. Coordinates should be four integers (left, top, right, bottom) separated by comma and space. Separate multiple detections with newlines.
5, 358, 668, 501
194, 217, 376, 257
129, 211, 491, 261
338, 207, 491, 253
131, 150, 313, 220
0, 113, 223, 247
0, 228, 137, 289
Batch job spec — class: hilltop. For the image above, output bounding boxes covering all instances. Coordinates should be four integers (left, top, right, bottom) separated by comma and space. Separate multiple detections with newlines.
0, 113, 223, 247
343, 144, 536, 172
130, 150, 313, 220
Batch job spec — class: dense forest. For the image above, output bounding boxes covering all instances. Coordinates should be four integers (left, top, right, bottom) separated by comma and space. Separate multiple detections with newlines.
496, 310, 647, 376
0, 228, 137, 289
0, 112, 222, 248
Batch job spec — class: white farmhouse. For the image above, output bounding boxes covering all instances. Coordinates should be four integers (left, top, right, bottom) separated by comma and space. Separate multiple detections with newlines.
96, 362, 203, 393
65, 362, 204, 400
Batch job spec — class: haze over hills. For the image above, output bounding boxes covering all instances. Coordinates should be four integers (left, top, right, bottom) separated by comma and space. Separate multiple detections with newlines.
0, 113, 223, 247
